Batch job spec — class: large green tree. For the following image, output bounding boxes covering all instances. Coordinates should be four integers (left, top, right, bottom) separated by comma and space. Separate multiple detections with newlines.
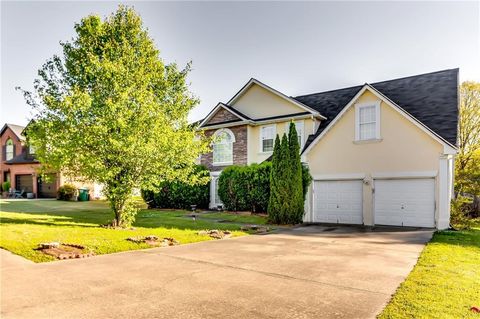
20, 7, 209, 226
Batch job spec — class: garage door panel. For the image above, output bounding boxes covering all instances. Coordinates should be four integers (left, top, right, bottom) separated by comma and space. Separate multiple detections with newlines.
313, 180, 363, 225
374, 179, 435, 228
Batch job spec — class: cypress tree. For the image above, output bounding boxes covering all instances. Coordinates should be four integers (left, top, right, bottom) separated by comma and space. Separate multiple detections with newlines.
288, 122, 304, 224
268, 135, 282, 223
278, 134, 291, 223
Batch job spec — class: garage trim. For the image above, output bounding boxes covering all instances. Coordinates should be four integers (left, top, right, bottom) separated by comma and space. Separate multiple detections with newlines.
312, 173, 366, 181
372, 171, 437, 179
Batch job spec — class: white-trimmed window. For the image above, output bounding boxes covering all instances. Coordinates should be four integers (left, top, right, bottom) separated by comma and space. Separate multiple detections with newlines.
213, 129, 235, 165
355, 101, 380, 141
260, 125, 276, 153
285, 121, 304, 148
5, 139, 14, 160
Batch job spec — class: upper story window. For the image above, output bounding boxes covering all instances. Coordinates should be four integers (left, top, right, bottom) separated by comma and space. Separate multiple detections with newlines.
260, 125, 276, 153
355, 101, 381, 141
29, 144, 36, 155
213, 128, 235, 165
285, 121, 304, 148
5, 139, 14, 160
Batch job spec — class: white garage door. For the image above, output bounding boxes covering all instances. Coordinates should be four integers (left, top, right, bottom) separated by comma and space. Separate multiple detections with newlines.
374, 179, 435, 228
313, 180, 363, 224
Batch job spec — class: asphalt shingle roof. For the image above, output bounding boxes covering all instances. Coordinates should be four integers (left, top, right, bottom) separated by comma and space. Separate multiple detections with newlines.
294, 69, 459, 150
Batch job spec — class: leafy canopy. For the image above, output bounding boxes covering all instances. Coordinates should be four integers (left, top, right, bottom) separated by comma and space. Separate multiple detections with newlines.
20, 6, 209, 225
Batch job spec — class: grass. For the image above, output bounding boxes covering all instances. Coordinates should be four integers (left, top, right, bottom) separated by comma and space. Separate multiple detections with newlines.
379, 220, 480, 319
0, 199, 269, 263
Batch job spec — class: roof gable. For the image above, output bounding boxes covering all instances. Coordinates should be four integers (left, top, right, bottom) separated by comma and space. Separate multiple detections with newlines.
228, 79, 325, 119
199, 103, 250, 128
0, 123, 26, 141
295, 69, 459, 150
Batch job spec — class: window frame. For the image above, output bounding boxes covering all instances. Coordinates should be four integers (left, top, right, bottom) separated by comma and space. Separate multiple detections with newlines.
285, 120, 305, 149
212, 128, 235, 166
5, 139, 14, 161
259, 125, 276, 153
355, 101, 381, 142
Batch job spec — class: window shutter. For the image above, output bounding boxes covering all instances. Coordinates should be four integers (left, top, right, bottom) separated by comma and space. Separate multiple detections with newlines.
12, 145, 16, 158
2, 145, 5, 161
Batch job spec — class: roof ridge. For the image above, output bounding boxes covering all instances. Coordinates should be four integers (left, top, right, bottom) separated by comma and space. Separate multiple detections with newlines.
293, 68, 458, 99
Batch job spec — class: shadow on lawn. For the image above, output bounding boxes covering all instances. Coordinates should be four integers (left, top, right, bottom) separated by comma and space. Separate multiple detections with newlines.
432, 229, 480, 249
0, 208, 245, 231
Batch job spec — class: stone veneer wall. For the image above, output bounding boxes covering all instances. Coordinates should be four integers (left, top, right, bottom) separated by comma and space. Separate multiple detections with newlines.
205, 108, 240, 125
200, 125, 247, 171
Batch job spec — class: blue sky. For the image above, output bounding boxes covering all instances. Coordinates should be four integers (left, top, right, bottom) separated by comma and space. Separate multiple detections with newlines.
1, 1, 479, 126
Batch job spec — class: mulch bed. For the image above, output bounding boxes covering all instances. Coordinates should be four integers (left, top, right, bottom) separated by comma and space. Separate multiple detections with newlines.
126, 235, 179, 247
35, 243, 95, 260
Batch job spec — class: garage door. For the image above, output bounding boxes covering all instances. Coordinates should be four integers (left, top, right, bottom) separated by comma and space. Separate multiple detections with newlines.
313, 180, 363, 224
15, 174, 34, 196
374, 179, 435, 228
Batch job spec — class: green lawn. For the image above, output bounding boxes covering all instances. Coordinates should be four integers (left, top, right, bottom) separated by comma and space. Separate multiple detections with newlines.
379, 223, 480, 319
0, 199, 268, 263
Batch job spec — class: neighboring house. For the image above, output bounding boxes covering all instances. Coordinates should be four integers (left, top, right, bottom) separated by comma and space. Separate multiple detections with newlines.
197, 69, 458, 229
0, 123, 99, 198
0, 123, 59, 197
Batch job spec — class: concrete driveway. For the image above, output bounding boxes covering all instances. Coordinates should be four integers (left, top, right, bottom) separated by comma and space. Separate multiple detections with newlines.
1, 225, 432, 319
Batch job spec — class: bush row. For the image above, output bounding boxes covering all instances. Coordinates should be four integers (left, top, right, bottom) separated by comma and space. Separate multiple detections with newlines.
217, 162, 271, 212
217, 160, 312, 214
141, 166, 210, 210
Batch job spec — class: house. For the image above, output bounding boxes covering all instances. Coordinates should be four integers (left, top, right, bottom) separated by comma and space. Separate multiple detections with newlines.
0, 123, 59, 197
0, 123, 100, 198
197, 69, 458, 229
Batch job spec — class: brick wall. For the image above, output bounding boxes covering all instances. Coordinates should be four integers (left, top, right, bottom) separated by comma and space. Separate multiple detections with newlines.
201, 125, 247, 171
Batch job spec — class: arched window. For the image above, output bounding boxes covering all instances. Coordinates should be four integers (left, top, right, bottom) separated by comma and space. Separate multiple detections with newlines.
5, 139, 14, 161
212, 129, 235, 165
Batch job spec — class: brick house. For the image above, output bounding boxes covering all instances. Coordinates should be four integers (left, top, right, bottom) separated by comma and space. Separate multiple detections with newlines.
0, 123, 60, 197
0, 123, 100, 198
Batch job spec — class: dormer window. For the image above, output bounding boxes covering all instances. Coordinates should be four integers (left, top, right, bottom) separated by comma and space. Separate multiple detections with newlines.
5, 139, 14, 160
355, 101, 381, 141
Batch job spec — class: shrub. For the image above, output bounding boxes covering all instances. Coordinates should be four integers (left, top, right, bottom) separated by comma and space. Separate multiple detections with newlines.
57, 184, 78, 201
2, 181, 11, 192
218, 162, 272, 212
301, 164, 312, 200
141, 165, 210, 210
450, 196, 475, 230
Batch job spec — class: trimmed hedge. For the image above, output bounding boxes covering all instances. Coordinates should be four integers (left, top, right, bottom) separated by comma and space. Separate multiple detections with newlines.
141, 166, 210, 210
217, 160, 311, 214
218, 162, 272, 212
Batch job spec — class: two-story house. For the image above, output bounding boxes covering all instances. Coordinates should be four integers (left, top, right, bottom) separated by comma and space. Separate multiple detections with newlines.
0, 123, 60, 197
1, 123, 102, 198
198, 69, 458, 229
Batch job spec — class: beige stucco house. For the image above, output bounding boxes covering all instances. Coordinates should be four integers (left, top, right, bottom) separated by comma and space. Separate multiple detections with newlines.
198, 69, 458, 229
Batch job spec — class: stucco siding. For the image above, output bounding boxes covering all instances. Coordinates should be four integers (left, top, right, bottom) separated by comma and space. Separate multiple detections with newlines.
248, 118, 315, 164
306, 91, 443, 174
231, 84, 306, 119
305, 90, 446, 227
